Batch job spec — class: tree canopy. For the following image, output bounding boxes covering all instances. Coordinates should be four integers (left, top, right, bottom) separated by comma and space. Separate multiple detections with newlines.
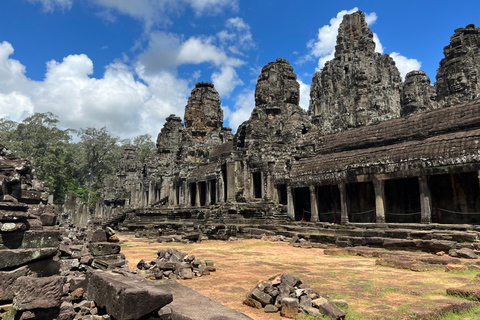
0, 112, 156, 204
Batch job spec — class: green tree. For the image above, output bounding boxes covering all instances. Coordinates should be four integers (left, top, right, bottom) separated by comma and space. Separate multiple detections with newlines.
77, 126, 119, 203
1, 112, 74, 202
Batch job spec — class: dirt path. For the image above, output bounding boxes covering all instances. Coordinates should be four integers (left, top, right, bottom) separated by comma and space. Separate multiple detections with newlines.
119, 234, 477, 319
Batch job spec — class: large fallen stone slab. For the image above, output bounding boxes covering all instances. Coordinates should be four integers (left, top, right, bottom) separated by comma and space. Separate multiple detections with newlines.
154, 279, 253, 320
0, 230, 61, 250
85, 270, 173, 320
447, 285, 480, 300
0, 247, 58, 269
13, 276, 64, 310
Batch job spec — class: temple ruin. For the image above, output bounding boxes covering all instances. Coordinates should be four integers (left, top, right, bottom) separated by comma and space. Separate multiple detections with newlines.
94, 12, 480, 236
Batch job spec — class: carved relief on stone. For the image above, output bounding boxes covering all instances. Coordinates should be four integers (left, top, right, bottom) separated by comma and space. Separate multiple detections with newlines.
400, 70, 437, 117
435, 24, 480, 105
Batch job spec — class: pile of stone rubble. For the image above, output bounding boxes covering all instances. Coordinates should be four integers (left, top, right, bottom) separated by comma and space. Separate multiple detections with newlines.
59, 227, 126, 274
136, 247, 216, 280
243, 274, 347, 319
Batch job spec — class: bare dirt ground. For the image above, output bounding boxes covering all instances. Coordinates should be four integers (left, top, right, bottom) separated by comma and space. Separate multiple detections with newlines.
119, 234, 478, 320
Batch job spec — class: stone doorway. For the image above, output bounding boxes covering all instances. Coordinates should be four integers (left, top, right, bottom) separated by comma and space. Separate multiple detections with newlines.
317, 185, 341, 223
294, 187, 311, 221
385, 178, 421, 223
347, 182, 375, 223
430, 172, 480, 224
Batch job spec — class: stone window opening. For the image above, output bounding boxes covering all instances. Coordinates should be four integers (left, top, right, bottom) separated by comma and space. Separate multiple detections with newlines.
385, 178, 421, 223
317, 185, 341, 223
209, 180, 216, 205
277, 184, 288, 205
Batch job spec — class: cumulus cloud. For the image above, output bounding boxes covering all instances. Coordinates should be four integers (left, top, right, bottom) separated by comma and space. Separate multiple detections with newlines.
390, 52, 421, 79
26, 0, 73, 12
0, 92, 34, 120
297, 79, 310, 111
0, 41, 192, 139
211, 66, 243, 97
225, 89, 255, 131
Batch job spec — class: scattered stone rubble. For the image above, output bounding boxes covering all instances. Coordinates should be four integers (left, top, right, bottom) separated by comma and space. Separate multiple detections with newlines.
136, 247, 216, 280
243, 274, 347, 319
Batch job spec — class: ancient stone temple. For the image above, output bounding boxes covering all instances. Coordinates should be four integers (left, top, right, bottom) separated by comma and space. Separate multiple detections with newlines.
95, 12, 480, 239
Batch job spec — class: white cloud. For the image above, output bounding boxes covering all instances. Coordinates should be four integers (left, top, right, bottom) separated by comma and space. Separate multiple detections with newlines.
297, 79, 310, 111
218, 17, 255, 55
303, 8, 381, 70
92, 0, 238, 30
0, 92, 34, 120
211, 66, 243, 97
0, 41, 192, 140
27, 0, 73, 12
390, 52, 421, 79
225, 89, 255, 131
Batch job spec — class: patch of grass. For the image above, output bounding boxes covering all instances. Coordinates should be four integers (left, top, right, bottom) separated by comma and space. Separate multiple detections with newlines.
235, 242, 276, 250
431, 304, 480, 319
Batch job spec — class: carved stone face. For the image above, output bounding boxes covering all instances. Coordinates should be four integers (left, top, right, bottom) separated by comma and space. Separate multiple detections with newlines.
447, 71, 468, 93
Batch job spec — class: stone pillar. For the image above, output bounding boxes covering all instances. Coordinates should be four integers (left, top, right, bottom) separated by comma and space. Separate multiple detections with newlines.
218, 176, 225, 203
266, 162, 275, 200
338, 183, 349, 224
206, 181, 211, 206
373, 179, 386, 223
309, 185, 319, 222
148, 181, 154, 206
195, 182, 200, 207
227, 162, 235, 201
418, 176, 432, 223
287, 186, 295, 220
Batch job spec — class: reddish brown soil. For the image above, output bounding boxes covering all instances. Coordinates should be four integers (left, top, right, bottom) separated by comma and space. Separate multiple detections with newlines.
119, 234, 477, 320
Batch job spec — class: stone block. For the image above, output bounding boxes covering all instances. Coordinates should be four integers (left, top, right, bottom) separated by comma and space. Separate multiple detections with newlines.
88, 242, 120, 256
86, 230, 107, 243
0, 266, 28, 301
250, 288, 272, 306
40, 213, 57, 226
0, 222, 27, 232
312, 298, 346, 320
0, 230, 61, 250
85, 270, 173, 320
13, 276, 64, 310
280, 297, 301, 319
0, 247, 58, 269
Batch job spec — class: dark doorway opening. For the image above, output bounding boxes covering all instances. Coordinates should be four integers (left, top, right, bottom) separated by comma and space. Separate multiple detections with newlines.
317, 185, 341, 223
221, 164, 227, 202
294, 187, 311, 221
347, 182, 375, 222
210, 180, 216, 205
277, 184, 288, 205
252, 172, 262, 199
199, 181, 206, 207
189, 183, 196, 207
430, 172, 480, 224
385, 178, 421, 223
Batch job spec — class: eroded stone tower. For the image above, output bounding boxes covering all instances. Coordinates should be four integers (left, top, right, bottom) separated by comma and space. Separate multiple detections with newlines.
309, 10, 402, 133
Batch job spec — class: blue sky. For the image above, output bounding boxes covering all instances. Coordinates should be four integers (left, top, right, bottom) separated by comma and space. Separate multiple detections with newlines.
0, 0, 478, 140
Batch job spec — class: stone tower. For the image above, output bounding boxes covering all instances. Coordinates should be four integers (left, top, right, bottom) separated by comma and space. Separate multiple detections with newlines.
235, 58, 311, 147
184, 82, 223, 133
309, 10, 402, 133
400, 70, 437, 117
435, 24, 480, 105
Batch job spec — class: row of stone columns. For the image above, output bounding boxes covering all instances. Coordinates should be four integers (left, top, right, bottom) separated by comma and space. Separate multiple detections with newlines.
287, 176, 433, 224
